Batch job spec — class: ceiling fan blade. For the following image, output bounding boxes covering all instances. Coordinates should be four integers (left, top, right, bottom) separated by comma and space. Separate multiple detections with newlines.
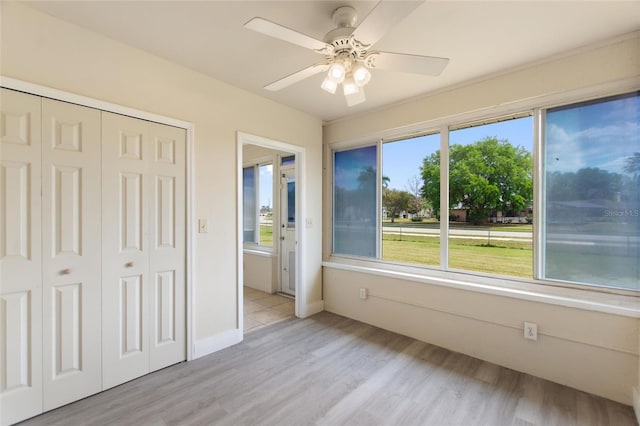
352, 0, 423, 47
245, 17, 331, 53
264, 63, 329, 91
371, 52, 449, 76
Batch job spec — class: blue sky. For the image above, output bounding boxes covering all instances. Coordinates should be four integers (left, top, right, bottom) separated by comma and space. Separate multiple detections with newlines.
272, 92, 638, 204
259, 164, 273, 208
383, 117, 534, 191
334, 145, 377, 191
546, 93, 639, 175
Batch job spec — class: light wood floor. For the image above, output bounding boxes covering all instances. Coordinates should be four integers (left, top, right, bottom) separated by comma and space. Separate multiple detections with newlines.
243, 287, 295, 333
21, 312, 635, 426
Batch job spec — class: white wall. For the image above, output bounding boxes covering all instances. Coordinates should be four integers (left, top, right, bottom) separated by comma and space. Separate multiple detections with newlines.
322, 32, 640, 405
243, 253, 274, 294
324, 269, 638, 405
0, 2, 323, 350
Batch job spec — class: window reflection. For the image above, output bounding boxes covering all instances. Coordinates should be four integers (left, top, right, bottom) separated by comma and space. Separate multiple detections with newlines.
544, 92, 639, 290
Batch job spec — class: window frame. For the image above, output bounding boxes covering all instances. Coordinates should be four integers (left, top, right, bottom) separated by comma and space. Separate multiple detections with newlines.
326, 82, 640, 297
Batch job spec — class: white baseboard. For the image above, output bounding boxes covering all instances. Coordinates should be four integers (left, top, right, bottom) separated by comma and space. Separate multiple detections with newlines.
244, 282, 272, 294
633, 387, 639, 424
193, 328, 243, 359
300, 300, 324, 318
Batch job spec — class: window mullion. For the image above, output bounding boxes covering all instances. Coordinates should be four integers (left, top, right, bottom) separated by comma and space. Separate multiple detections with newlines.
376, 140, 382, 259
533, 108, 544, 279
440, 126, 449, 270
254, 165, 259, 245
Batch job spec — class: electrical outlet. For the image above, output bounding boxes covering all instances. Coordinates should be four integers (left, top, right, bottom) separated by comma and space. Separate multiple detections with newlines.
359, 288, 368, 300
524, 322, 538, 341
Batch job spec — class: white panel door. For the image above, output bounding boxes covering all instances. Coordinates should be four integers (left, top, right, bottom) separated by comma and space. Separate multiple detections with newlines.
148, 123, 186, 372
280, 168, 296, 296
41, 98, 102, 410
0, 89, 43, 426
101, 112, 151, 389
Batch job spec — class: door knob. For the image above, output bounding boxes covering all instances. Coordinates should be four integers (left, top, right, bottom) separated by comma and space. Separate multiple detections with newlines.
125, 262, 134, 268
59, 268, 71, 275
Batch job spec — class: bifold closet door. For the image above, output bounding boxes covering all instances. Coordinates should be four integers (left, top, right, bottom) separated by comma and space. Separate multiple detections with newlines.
148, 122, 186, 372
41, 98, 102, 410
101, 112, 185, 390
0, 89, 43, 426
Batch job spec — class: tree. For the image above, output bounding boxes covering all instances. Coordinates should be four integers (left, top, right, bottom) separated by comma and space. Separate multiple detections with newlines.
405, 175, 425, 216
421, 137, 532, 224
421, 151, 441, 218
574, 167, 622, 200
334, 165, 377, 223
623, 153, 640, 205
260, 205, 272, 215
547, 168, 625, 201
382, 188, 412, 222
546, 171, 577, 201
382, 175, 390, 189
624, 152, 640, 179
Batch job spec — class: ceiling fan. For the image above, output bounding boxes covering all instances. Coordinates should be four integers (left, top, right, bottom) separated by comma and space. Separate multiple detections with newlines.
244, 0, 449, 107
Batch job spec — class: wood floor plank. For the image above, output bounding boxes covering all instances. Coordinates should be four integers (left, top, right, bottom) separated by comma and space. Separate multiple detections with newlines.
20, 312, 636, 426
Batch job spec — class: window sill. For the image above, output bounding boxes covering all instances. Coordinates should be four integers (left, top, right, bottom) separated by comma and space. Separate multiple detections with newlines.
322, 258, 640, 318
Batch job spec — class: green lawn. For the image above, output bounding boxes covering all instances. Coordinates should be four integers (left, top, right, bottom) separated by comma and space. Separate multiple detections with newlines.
383, 219, 533, 233
264, 220, 635, 287
265, 219, 534, 278
382, 234, 532, 278
260, 224, 273, 246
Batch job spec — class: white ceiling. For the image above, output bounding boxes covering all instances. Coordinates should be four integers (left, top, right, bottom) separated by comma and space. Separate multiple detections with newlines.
26, 1, 640, 122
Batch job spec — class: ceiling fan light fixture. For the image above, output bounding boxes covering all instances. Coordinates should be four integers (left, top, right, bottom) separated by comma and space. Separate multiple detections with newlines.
328, 62, 346, 83
352, 62, 371, 87
245, 3, 451, 110
345, 87, 366, 107
320, 76, 338, 94
342, 73, 359, 96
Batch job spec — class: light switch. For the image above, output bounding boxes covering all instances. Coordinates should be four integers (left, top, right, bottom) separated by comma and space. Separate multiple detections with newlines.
199, 218, 208, 233
306, 217, 312, 228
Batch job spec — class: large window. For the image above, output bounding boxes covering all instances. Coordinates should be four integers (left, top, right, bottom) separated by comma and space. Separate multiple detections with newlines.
448, 117, 533, 278
382, 133, 440, 266
333, 145, 377, 257
331, 90, 639, 293
243, 162, 273, 246
543, 92, 639, 290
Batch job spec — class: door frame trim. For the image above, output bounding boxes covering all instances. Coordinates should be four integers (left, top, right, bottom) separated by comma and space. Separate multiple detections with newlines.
237, 132, 306, 328
0, 76, 196, 361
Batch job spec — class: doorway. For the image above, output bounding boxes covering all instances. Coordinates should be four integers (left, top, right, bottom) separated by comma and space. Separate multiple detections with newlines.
237, 133, 305, 332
